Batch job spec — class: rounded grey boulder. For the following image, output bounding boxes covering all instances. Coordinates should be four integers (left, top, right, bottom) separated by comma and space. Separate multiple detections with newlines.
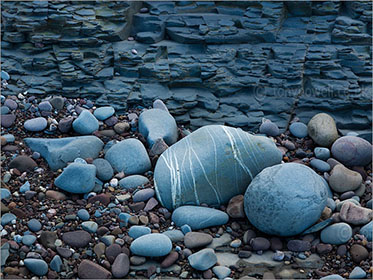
244, 163, 328, 236
154, 125, 282, 210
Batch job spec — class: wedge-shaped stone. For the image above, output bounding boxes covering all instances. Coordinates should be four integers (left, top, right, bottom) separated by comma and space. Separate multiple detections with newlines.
24, 136, 104, 171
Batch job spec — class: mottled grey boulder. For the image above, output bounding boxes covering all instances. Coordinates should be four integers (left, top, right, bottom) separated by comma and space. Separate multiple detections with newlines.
331, 136, 372, 166
154, 125, 282, 210
138, 109, 178, 147
24, 136, 104, 171
307, 113, 339, 147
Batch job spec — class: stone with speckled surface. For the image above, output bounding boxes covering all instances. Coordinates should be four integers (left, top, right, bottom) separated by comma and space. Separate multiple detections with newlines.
244, 163, 328, 236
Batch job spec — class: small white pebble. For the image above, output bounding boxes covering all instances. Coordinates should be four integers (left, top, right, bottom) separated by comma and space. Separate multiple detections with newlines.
131, 49, 138, 55
110, 178, 118, 187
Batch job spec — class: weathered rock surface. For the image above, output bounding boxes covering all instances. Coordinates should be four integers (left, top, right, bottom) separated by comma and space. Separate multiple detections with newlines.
2, 1, 371, 134
155, 125, 282, 210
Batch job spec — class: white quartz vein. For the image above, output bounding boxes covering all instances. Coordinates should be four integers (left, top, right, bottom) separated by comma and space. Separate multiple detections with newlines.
188, 137, 221, 205
222, 126, 253, 180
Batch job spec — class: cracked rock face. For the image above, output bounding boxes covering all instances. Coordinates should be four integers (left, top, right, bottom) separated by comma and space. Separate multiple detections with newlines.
154, 125, 282, 210
244, 163, 328, 236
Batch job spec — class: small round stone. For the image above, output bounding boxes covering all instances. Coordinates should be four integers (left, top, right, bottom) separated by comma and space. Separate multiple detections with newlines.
259, 119, 280, 137
77, 209, 90, 221
24, 117, 48, 132
289, 122, 308, 138
27, 219, 42, 232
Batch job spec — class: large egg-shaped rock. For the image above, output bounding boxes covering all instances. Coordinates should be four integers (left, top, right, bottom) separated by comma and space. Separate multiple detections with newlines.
154, 125, 282, 210
244, 163, 328, 236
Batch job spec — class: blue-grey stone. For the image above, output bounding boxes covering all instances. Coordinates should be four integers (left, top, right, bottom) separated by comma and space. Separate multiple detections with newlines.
24, 136, 104, 171
302, 218, 334, 235
105, 139, 151, 175
320, 223, 352, 245
50, 255, 63, 272
244, 163, 328, 236
212, 266, 231, 279
1, 243, 9, 266
259, 119, 280, 137
129, 226, 151, 239
2, 134, 14, 143
94, 106, 115, 121
24, 258, 48, 276
54, 163, 96, 194
153, 99, 169, 112
1, 213, 16, 226
24, 117, 48, 132
326, 198, 336, 211
1, 70, 10, 80
349, 266, 366, 279
130, 233, 172, 257
188, 248, 217, 271
22, 235, 37, 246
138, 109, 178, 147
289, 122, 308, 138
118, 213, 131, 227
119, 175, 149, 189
38, 101, 53, 112
181, 224, 192, 234
1, 106, 9, 114
133, 188, 154, 202
1, 188, 11, 199
310, 159, 331, 172
331, 136, 372, 166
28, 219, 42, 232
360, 221, 372, 241
162, 230, 184, 242
20, 181, 30, 193
100, 235, 115, 246
77, 209, 90, 221
82, 221, 98, 233
320, 274, 344, 280
93, 158, 113, 182
172, 206, 229, 230
314, 147, 331, 161
73, 110, 99, 135
154, 125, 282, 210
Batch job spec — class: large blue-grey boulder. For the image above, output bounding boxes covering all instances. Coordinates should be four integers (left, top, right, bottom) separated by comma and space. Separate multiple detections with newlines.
54, 163, 96, 194
105, 139, 151, 175
172, 206, 229, 230
138, 109, 178, 147
73, 110, 99, 135
154, 125, 282, 210
244, 163, 328, 236
24, 136, 104, 171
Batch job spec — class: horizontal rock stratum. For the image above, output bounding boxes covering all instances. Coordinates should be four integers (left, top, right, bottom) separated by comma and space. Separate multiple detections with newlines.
154, 125, 282, 210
